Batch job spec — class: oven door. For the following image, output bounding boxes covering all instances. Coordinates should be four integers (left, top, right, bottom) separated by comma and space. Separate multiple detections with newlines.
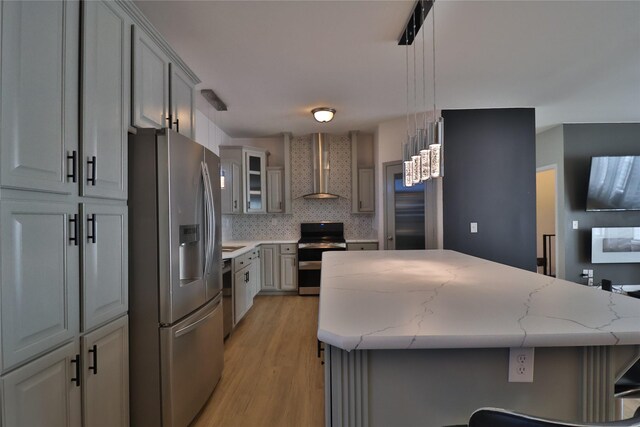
297, 245, 345, 295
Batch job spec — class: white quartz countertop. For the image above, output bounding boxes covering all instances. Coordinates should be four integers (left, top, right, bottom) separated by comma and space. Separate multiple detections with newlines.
318, 250, 640, 351
222, 240, 297, 258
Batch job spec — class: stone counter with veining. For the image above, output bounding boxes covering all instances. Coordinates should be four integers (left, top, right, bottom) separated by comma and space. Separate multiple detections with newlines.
318, 249, 640, 352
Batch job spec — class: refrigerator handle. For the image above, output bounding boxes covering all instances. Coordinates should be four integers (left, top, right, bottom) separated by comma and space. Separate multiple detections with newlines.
201, 162, 212, 277
203, 162, 216, 274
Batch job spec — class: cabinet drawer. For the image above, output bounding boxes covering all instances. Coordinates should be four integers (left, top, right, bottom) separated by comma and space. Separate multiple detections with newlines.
347, 242, 378, 251
280, 244, 296, 254
233, 253, 251, 272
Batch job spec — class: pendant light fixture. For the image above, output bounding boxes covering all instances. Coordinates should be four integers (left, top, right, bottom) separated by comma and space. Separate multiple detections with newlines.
311, 107, 336, 123
399, 0, 443, 185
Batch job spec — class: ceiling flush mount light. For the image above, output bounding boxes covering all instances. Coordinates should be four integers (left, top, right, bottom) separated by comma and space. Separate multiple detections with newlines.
312, 107, 336, 123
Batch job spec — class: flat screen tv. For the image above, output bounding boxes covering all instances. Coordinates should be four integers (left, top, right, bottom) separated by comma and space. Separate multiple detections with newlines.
586, 156, 640, 211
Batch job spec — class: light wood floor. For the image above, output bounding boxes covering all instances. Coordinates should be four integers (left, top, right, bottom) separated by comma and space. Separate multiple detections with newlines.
192, 295, 325, 427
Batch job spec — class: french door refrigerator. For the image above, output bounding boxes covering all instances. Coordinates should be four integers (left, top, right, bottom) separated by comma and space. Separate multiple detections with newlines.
128, 128, 223, 427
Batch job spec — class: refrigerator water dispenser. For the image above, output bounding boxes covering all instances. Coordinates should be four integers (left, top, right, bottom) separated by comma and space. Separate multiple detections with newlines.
179, 224, 202, 283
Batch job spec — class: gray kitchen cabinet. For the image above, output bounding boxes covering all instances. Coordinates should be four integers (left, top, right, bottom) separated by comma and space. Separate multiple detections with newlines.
170, 63, 196, 139
81, 0, 130, 201
1, 340, 81, 427
132, 26, 170, 129
221, 161, 241, 214
82, 316, 129, 427
244, 150, 267, 214
81, 204, 128, 332
260, 245, 279, 291
0, 200, 79, 372
0, 0, 79, 195
267, 167, 284, 213
234, 265, 251, 324
357, 168, 375, 213
280, 254, 297, 291
250, 248, 261, 298
347, 242, 379, 251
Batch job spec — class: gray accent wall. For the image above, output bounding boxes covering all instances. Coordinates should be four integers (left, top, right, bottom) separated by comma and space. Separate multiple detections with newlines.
562, 123, 640, 285
442, 108, 537, 271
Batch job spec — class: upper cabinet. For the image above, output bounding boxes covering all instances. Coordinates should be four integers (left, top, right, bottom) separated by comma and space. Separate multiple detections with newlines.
0, 0, 79, 195
170, 64, 196, 139
245, 149, 267, 214
221, 161, 241, 214
132, 26, 170, 130
132, 20, 199, 139
351, 131, 375, 214
82, 0, 131, 200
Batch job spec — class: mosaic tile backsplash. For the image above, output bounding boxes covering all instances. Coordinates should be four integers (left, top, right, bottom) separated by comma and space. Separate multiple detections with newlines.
225, 134, 376, 241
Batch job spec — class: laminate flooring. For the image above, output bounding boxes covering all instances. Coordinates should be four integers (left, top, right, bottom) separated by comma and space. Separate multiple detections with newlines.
192, 295, 324, 427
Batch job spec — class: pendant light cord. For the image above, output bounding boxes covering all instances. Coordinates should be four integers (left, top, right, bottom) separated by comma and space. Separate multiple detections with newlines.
422, 1, 427, 129
406, 27, 410, 139
432, 0, 437, 119
413, 15, 418, 136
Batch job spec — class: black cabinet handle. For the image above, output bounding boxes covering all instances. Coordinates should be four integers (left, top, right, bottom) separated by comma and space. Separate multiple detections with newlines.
87, 156, 96, 185
71, 354, 80, 387
245, 271, 249, 283
88, 344, 98, 375
67, 151, 77, 183
166, 115, 173, 129
87, 214, 97, 243
359, 201, 362, 209
69, 214, 78, 246
173, 118, 179, 133
234, 200, 238, 209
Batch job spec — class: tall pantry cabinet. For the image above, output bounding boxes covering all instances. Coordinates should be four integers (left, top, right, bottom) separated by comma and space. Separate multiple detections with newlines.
0, 1, 129, 425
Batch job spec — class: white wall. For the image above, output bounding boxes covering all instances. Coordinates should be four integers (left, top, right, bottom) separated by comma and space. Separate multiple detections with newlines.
194, 108, 230, 155
536, 125, 565, 279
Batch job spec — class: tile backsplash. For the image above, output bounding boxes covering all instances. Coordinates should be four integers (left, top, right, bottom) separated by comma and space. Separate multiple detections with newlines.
225, 134, 376, 241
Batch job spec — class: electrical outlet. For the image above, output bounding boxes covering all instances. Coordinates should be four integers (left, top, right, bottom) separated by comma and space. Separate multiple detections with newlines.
470, 222, 478, 233
572, 220, 579, 229
509, 347, 534, 382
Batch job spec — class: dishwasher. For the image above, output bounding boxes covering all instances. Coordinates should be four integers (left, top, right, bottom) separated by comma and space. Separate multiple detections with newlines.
222, 259, 233, 339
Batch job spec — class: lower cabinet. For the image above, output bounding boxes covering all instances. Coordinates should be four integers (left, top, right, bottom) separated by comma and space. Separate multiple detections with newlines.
1, 341, 81, 427
250, 248, 261, 298
82, 316, 129, 427
234, 265, 252, 324
260, 244, 279, 291
0, 316, 129, 427
347, 242, 379, 251
280, 254, 297, 291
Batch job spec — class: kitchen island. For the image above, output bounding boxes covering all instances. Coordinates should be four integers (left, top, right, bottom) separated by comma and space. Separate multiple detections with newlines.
318, 250, 640, 427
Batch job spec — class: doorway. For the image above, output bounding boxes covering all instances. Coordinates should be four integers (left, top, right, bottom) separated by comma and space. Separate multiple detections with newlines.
384, 162, 426, 250
536, 166, 557, 276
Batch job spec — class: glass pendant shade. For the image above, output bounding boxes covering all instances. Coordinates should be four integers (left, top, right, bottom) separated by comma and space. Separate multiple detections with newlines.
429, 117, 444, 178
411, 155, 421, 184
403, 161, 414, 187
429, 143, 441, 178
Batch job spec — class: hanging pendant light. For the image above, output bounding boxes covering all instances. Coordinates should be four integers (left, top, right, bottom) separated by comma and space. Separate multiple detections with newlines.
428, 0, 444, 178
403, 141, 414, 187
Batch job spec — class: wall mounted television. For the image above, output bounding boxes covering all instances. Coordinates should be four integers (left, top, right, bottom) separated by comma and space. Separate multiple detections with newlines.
586, 156, 640, 211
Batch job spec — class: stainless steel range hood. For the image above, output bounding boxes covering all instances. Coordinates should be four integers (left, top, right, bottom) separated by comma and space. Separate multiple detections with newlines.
303, 133, 339, 199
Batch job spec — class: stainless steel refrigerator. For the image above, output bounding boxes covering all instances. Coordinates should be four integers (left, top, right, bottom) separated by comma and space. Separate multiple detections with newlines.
128, 128, 223, 427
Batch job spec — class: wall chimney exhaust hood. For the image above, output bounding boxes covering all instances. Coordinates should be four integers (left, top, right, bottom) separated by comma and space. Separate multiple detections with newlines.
303, 133, 339, 199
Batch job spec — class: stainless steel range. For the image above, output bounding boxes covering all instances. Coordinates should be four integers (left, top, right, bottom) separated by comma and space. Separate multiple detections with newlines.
297, 222, 346, 295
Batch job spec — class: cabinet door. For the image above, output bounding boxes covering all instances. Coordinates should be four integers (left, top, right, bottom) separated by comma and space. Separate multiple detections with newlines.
280, 254, 297, 291
82, 316, 129, 427
82, 204, 128, 332
251, 251, 261, 298
81, 0, 130, 200
0, 0, 79, 194
267, 168, 283, 213
132, 26, 170, 129
1, 340, 81, 427
221, 161, 241, 214
1, 201, 79, 371
358, 168, 375, 212
244, 151, 266, 213
170, 64, 195, 139
234, 268, 248, 324
261, 245, 279, 291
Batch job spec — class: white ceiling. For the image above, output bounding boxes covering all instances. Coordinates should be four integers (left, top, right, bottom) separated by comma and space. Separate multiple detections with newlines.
135, 0, 640, 138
